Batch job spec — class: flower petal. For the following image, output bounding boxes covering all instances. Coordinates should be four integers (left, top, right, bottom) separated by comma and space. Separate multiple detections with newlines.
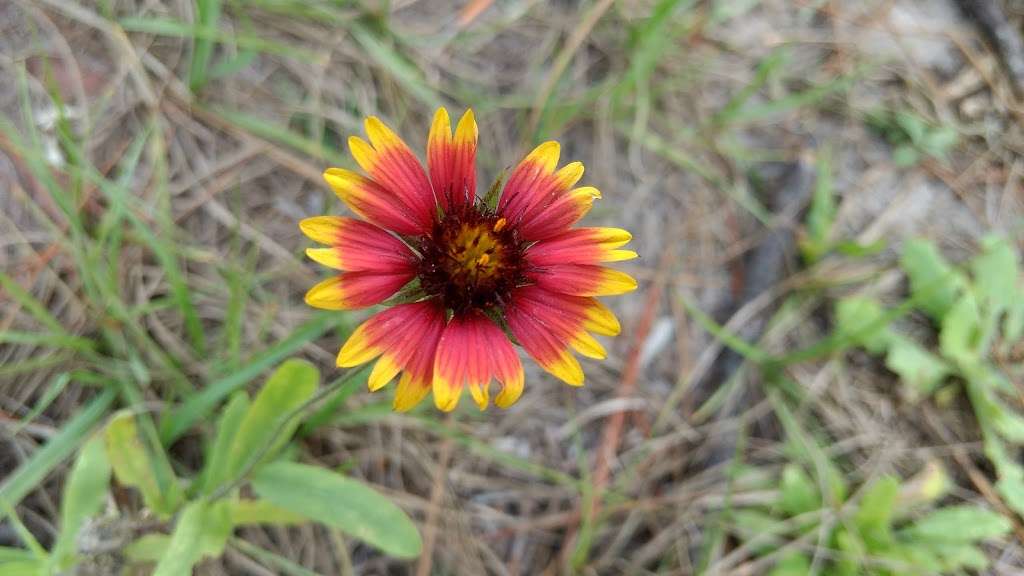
516, 186, 601, 241
498, 141, 586, 230
334, 301, 446, 407
506, 286, 624, 385
526, 227, 637, 266
528, 264, 637, 296
507, 305, 584, 386
428, 107, 478, 212
349, 116, 435, 228
394, 371, 432, 412
304, 271, 414, 310
323, 168, 427, 235
301, 216, 416, 273
432, 311, 524, 412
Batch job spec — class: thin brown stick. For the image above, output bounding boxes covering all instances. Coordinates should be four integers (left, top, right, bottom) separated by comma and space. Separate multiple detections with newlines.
416, 430, 454, 576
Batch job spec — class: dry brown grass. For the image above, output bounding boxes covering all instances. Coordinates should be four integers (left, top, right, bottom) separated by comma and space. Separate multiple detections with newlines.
2, 0, 1023, 574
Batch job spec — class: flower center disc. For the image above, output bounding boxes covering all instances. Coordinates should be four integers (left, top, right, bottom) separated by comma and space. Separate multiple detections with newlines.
417, 212, 523, 313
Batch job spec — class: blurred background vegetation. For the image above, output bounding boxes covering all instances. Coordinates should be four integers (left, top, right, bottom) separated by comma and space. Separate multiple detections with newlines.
1, 0, 1023, 574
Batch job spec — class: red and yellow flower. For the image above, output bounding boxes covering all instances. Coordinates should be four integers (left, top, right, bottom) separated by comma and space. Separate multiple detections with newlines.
301, 108, 637, 411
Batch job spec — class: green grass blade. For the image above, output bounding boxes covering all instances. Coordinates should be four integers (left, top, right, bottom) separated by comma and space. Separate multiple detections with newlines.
160, 313, 339, 444
118, 17, 315, 60
0, 272, 66, 334
189, 0, 222, 92
349, 22, 442, 109
0, 389, 115, 522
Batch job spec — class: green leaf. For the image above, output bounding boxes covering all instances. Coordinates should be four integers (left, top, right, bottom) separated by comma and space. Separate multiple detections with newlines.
901, 505, 1011, 543
884, 542, 944, 573
980, 431, 1024, 516
0, 389, 114, 522
0, 547, 35, 563
894, 111, 928, 144
225, 359, 319, 482
892, 144, 919, 166
778, 464, 820, 516
189, 0, 221, 92
197, 500, 233, 559
0, 560, 46, 576
228, 499, 307, 526
251, 461, 422, 558
940, 293, 983, 364
936, 543, 989, 571
153, 501, 207, 576
52, 437, 111, 565
901, 239, 965, 322
833, 238, 886, 258
884, 336, 950, 399
161, 314, 336, 444
971, 236, 1021, 342
831, 527, 863, 576
835, 297, 892, 354
105, 412, 182, 516
993, 402, 1024, 443
728, 510, 789, 555
124, 534, 170, 563
999, 476, 1024, 516
801, 145, 836, 263
853, 476, 898, 549
767, 551, 810, 576
199, 392, 250, 496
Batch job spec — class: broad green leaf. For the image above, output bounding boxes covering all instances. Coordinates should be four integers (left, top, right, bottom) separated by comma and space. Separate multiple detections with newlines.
778, 464, 819, 516
52, 437, 111, 565
971, 236, 1018, 320
894, 111, 927, 144
892, 144, 919, 167
971, 236, 1021, 347
831, 527, 863, 576
884, 336, 950, 399
153, 501, 206, 576
901, 239, 965, 322
225, 359, 319, 481
251, 461, 422, 558
105, 413, 182, 516
981, 432, 1024, 516
124, 534, 170, 562
900, 505, 1010, 543
229, 499, 307, 526
936, 543, 989, 571
1006, 299, 1024, 349
884, 542, 944, 573
0, 389, 114, 522
0, 560, 46, 576
161, 314, 336, 444
997, 474, 1024, 516
835, 297, 892, 354
853, 475, 898, 549
994, 403, 1024, 443
900, 461, 949, 507
197, 500, 233, 559
767, 552, 810, 576
940, 293, 983, 364
200, 392, 250, 496
0, 547, 34, 562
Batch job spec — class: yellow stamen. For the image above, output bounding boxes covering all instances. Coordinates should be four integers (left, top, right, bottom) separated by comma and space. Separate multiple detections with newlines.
477, 253, 490, 266
493, 217, 507, 232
